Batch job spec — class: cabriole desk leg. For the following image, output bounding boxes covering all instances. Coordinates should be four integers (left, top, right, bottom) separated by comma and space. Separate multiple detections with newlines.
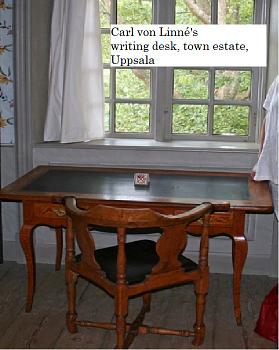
19, 224, 35, 313
232, 235, 248, 326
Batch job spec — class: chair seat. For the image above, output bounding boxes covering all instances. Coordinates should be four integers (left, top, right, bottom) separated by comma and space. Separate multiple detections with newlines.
89, 239, 197, 284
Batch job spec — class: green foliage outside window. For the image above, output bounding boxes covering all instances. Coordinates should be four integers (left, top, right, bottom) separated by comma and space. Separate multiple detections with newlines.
172, 105, 208, 134
116, 69, 150, 99
213, 106, 249, 136
115, 104, 150, 133
174, 70, 209, 99
116, 0, 152, 24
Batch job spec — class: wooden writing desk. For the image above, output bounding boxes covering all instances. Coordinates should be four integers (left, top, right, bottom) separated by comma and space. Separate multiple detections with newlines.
0, 165, 273, 324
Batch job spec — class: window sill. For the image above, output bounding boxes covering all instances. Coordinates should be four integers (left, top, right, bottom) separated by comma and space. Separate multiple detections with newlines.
33, 139, 259, 173
35, 138, 259, 153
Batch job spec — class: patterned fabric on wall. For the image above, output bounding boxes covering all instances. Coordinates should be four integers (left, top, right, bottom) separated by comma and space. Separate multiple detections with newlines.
0, 0, 14, 144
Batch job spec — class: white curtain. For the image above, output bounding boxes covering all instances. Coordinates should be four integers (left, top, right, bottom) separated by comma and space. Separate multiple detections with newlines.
44, 0, 104, 143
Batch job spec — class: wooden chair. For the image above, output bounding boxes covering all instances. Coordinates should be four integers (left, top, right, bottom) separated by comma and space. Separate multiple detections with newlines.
64, 197, 229, 348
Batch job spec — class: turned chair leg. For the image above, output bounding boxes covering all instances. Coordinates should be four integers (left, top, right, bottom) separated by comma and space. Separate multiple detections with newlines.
55, 227, 63, 271
66, 270, 78, 333
143, 293, 151, 312
115, 296, 128, 349
192, 291, 207, 346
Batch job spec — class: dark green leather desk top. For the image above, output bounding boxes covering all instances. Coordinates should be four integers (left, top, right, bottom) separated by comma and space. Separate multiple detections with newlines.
23, 168, 249, 200
0, 165, 273, 212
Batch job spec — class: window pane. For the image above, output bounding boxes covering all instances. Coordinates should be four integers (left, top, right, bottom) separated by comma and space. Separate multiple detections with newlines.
115, 103, 150, 132
172, 105, 208, 134
105, 102, 110, 132
215, 70, 251, 101
104, 69, 110, 98
218, 0, 254, 24
213, 105, 249, 136
101, 34, 110, 64
117, 0, 152, 24
116, 69, 150, 99
175, 0, 211, 24
173, 70, 208, 99
100, 0, 111, 28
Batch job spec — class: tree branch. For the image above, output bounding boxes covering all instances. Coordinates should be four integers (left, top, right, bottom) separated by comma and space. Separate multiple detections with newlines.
218, 0, 227, 24
183, 0, 210, 23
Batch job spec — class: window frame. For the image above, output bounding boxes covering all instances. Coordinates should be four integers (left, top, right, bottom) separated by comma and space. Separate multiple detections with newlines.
101, 0, 270, 142
168, 67, 261, 142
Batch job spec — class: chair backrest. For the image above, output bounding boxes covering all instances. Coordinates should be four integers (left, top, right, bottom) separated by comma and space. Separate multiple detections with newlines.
64, 197, 229, 282
65, 196, 216, 228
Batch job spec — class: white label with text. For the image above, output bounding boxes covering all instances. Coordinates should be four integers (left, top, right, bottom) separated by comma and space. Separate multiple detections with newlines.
110, 25, 266, 67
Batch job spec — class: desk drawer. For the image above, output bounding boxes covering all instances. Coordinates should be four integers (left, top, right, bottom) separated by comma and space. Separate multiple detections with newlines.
33, 203, 66, 219
172, 210, 234, 227
151, 207, 234, 227
207, 212, 233, 227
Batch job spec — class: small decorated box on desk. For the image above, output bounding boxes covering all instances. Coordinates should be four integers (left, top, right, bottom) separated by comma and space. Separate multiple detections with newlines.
134, 173, 150, 187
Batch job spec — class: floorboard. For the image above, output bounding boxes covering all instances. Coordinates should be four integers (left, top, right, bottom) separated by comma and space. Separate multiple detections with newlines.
0, 262, 277, 349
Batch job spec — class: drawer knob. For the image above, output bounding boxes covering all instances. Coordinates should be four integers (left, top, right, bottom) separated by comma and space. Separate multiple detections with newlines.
52, 208, 66, 217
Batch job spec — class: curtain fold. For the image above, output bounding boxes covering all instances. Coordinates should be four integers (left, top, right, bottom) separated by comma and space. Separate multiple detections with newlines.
44, 0, 104, 143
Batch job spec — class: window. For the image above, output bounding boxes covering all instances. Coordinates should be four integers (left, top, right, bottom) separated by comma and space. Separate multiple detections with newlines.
100, 0, 269, 142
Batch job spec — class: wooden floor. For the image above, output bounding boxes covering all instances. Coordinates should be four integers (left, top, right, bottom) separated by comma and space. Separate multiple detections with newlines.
0, 261, 277, 349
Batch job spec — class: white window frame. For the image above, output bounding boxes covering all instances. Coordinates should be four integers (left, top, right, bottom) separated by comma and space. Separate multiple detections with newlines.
101, 0, 270, 142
